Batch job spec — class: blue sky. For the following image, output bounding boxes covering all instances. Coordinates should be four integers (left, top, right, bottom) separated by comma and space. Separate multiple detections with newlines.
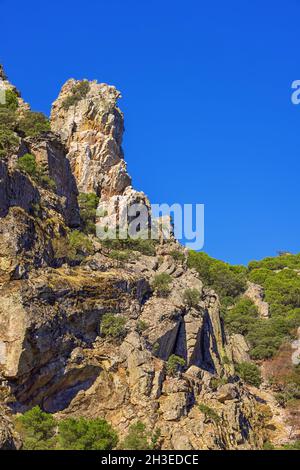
1, 0, 299, 264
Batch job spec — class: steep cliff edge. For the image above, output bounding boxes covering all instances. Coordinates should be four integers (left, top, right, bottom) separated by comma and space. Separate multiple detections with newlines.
0, 69, 292, 450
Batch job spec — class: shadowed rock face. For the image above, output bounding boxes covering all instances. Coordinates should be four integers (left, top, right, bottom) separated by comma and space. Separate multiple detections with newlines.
0, 71, 280, 450
0, 160, 40, 218
21, 133, 80, 227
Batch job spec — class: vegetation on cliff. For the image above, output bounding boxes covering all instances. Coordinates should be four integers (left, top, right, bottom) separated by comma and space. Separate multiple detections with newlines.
0, 88, 50, 158
15, 407, 118, 450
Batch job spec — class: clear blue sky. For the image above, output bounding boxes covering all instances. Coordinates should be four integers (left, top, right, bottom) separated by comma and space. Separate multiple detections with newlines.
1, 0, 299, 264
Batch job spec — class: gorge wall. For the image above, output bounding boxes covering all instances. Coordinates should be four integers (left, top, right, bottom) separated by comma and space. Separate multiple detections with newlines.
0, 69, 291, 450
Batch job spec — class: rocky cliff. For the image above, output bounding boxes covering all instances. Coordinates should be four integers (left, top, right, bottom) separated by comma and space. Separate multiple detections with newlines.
0, 68, 290, 450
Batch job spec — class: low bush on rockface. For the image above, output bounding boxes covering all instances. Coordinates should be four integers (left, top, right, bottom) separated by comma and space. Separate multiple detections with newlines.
0, 127, 19, 158
224, 298, 258, 336
78, 192, 99, 235
108, 250, 131, 263
0, 92, 19, 157
224, 297, 297, 360
0, 89, 19, 111
136, 320, 149, 334
120, 421, 160, 450
210, 377, 228, 391
68, 230, 93, 256
58, 417, 118, 450
187, 250, 247, 302
101, 314, 127, 340
244, 254, 300, 358
152, 273, 172, 297
16, 407, 118, 450
170, 249, 185, 263
17, 153, 37, 176
15, 406, 57, 450
52, 230, 93, 261
62, 81, 90, 110
17, 153, 56, 190
235, 361, 262, 387
183, 288, 201, 308
17, 111, 50, 137
0, 91, 50, 157
102, 237, 156, 256
0, 107, 17, 129
166, 354, 186, 376
198, 403, 221, 424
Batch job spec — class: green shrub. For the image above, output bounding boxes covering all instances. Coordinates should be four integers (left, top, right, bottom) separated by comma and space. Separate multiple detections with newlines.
78, 192, 99, 234
58, 417, 118, 450
0, 127, 19, 157
120, 421, 158, 450
17, 153, 37, 176
15, 407, 119, 451
187, 251, 247, 300
108, 250, 131, 262
0, 107, 17, 129
17, 111, 50, 137
166, 354, 185, 376
52, 236, 75, 260
68, 230, 93, 256
235, 362, 262, 387
102, 237, 156, 256
198, 403, 220, 423
183, 288, 201, 308
263, 441, 275, 450
1, 89, 19, 111
17, 154, 57, 191
53, 231, 93, 261
62, 81, 90, 110
224, 298, 258, 336
15, 406, 57, 450
39, 174, 56, 191
210, 377, 227, 391
152, 273, 172, 297
170, 249, 185, 263
136, 320, 149, 334
101, 314, 127, 340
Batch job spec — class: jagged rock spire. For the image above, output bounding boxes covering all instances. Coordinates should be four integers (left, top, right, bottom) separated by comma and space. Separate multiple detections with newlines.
51, 79, 131, 197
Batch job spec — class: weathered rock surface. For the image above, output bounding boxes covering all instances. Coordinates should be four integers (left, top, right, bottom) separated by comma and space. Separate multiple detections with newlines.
244, 281, 269, 318
230, 334, 250, 364
50, 80, 131, 198
0, 71, 287, 449
21, 133, 80, 227
0, 407, 21, 450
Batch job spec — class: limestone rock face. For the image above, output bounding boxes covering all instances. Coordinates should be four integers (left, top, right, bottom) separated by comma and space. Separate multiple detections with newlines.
230, 334, 250, 364
0, 407, 21, 450
21, 133, 80, 227
244, 281, 269, 318
50, 80, 131, 197
0, 69, 286, 450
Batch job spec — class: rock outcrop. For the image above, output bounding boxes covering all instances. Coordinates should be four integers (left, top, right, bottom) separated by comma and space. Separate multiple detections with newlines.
0, 70, 285, 450
50, 80, 131, 198
244, 281, 269, 318
0, 407, 20, 450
